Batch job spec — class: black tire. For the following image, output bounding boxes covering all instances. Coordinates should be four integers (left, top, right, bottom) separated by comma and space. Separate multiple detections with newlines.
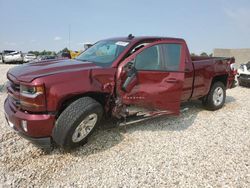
202, 81, 226, 111
52, 97, 103, 150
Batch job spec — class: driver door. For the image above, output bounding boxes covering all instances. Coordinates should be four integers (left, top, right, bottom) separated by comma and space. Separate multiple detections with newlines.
116, 40, 186, 115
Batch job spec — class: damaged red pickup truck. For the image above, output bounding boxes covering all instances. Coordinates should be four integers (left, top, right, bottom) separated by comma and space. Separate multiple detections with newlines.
4, 36, 237, 150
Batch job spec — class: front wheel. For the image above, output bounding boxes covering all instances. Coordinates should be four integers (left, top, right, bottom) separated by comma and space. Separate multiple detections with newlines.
52, 97, 103, 150
202, 82, 226, 111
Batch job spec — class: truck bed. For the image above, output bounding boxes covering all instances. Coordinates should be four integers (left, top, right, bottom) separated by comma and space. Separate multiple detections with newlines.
190, 56, 235, 99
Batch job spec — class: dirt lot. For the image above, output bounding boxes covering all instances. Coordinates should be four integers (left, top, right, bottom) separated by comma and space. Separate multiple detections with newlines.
0, 64, 250, 187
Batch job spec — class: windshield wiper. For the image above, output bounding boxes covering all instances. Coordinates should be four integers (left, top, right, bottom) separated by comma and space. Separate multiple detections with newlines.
76, 59, 89, 62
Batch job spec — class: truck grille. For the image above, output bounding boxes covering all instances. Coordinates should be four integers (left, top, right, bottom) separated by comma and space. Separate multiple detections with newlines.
10, 82, 20, 92
240, 74, 250, 79
7, 75, 21, 109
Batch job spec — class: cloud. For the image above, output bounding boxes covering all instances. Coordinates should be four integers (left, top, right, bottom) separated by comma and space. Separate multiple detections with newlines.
54, 36, 62, 41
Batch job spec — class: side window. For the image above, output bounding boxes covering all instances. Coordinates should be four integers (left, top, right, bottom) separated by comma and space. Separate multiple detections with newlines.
135, 45, 161, 70
161, 44, 181, 71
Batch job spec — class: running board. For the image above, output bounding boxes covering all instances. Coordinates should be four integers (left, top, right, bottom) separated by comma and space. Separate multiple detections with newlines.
118, 107, 189, 126
118, 114, 164, 126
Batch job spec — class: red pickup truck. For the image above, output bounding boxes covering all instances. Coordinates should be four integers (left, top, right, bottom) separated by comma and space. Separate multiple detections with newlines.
4, 35, 237, 150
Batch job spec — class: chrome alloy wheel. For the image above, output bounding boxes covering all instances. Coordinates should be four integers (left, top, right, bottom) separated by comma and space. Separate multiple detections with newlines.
212, 87, 224, 106
72, 113, 98, 143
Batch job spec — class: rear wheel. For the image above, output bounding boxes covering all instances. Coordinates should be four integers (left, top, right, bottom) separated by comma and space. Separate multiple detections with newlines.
202, 82, 226, 111
52, 97, 103, 150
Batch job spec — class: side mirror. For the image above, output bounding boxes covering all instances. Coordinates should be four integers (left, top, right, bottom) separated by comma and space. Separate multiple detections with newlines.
124, 59, 135, 70
122, 61, 137, 92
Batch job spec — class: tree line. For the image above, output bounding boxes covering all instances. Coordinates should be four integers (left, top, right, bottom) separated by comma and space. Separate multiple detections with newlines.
191, 52, 213, 57
28, 48, 70, 57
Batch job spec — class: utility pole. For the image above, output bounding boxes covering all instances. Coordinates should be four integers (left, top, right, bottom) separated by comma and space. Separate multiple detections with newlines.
68, 24, 71, 50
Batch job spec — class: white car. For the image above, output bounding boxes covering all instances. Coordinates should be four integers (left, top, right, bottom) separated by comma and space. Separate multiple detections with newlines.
2, 50, 23, 63
237, 61, 250, 87
0, 53, 3, 63
23, 53, 37, 62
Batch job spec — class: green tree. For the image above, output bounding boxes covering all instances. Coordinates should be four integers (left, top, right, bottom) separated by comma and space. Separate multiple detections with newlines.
58, 48, 69, 54
200, 52, 209, 57
28, 50, 56, 56
28, 51, 40, 56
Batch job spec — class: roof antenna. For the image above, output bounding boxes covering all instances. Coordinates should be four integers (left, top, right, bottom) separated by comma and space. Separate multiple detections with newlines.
128, 34, 134, 39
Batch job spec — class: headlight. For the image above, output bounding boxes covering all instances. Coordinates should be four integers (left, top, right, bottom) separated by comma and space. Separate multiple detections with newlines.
20, 85, 44, 98
20, 84, 46, 112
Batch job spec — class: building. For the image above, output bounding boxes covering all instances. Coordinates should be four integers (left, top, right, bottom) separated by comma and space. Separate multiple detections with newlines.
213, 48, 250, 66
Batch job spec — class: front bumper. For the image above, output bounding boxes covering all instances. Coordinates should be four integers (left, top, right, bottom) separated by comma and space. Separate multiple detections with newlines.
4, 97, 55, 149
17, 131, 52, 150
238, 75, 250, 86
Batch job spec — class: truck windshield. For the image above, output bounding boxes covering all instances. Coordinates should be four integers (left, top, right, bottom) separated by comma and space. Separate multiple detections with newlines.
76, 40, 129, 67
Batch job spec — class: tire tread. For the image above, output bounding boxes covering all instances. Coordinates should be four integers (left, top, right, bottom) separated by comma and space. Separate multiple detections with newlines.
52, 97, 103, 149
202, 81, 226, 111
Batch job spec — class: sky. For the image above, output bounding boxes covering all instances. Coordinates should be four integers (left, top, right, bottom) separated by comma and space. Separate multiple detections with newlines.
0, 0, 250, 54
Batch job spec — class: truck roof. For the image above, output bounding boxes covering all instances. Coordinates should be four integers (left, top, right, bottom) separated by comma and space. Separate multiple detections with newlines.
103, 36, 185, 43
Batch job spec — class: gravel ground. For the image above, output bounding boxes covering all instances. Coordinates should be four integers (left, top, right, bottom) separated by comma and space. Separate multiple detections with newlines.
0, 64, 250, 187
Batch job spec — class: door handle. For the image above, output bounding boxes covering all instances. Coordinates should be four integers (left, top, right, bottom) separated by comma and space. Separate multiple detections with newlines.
165, 78, 179, 83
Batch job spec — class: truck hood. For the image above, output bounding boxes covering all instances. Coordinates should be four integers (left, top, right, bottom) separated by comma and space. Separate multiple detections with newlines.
8, 59, 102, 82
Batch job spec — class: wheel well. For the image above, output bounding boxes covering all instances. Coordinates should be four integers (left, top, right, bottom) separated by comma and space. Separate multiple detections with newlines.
212, 74, 228, 87
57, 92, 108, 118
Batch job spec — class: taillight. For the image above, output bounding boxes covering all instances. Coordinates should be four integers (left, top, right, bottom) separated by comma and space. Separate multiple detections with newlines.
230, 63, 236, 71
230, 63, 237, 75
20, 84, 46, 112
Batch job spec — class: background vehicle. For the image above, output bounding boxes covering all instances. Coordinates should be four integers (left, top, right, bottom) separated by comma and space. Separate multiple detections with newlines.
4, 36, 237, 151
57, 51, 71, 59
69, 50, 81, 59
2, 50, 23, 63
57, 50, 81, 59
37, 55, 57, 61
0, 53, 2, 63
23, 53, 37, 63
237, 61, 250, 87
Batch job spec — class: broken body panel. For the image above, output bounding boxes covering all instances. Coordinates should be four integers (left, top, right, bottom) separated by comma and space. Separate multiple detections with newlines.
116, 39, 187, 116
